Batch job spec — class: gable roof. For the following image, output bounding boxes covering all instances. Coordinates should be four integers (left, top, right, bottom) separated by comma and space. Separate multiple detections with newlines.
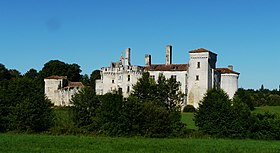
45, 76, 67, 79
216, 68, 240, 75
189, 48, 217, 55
144, 64, 188, 71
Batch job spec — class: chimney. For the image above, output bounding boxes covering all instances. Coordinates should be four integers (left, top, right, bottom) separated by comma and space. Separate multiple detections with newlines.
166, 45, 172, 65
228, 65, 233, 70
145, 54, 151, 66
125, 48, 131, 65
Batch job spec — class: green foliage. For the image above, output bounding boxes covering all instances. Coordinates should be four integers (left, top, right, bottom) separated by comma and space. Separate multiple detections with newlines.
183, 105, 196, 112
39, 60, 81, 81
234, 88, 254, 110
12, 94, 54, 132
194, 88, 254, 138
194, 88, 234, 137
90, 70, 101, 91
71, 87, 101, 131
131, 72, 186, 137
0, 75, 54, 133
248, 112, 280, 140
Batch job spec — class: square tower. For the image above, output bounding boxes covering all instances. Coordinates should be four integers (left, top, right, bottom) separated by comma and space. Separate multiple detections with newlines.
187, 48, 217, 108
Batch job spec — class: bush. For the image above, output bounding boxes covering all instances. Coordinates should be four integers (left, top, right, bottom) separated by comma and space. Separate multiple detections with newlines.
71, 87, 101, 132
183, 105, 196, 112
248, 112, 280, 140
12, 95, 54, 132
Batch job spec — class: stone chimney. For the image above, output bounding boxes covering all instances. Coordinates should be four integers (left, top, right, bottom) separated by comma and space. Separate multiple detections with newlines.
145, 54, 151, 66
166, 45, 172, 65
125, 48, 131, 65
228, 65, 233, 70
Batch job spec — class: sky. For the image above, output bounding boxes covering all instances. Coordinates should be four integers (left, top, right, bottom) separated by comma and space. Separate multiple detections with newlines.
1, 0, 280, 89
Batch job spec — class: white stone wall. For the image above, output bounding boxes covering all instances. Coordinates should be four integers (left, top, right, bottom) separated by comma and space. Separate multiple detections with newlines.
96, 65, 143, 97
220, 73, 239, 99
44, 78, 81, 106
149, 71, 187, 94
187, 52, 216, 108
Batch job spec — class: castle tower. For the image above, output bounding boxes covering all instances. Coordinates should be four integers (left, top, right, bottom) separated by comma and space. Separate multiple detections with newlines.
125, 48, 131, 66
166, 45, 172, 65
187, 48, 217, 108
145, 54, 151, 66
216, 65, 239, 99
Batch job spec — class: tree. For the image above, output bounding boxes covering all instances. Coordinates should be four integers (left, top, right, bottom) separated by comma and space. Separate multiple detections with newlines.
0, 77, 54, 132
24, 68, 38, 80
39, 60, 81, 81
131, 72, 185, 137
234, 88, 254, 110
90, 70, 101, 91
13, 93, 54, 132
194, 88, 234, 137
131, 72, 157, 102
71, 87, 101, 131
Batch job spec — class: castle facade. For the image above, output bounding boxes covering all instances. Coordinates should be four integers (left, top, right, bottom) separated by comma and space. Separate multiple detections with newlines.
95, 45, 239, 108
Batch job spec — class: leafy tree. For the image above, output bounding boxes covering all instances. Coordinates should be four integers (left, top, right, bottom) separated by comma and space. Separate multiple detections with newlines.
131, 72, 157, 101
234, 88, 254, 110
0, 76, 54, 132
99, 93, 125, 136
12, 93, 54, 132
194, 88, 234, 137
90, 70, 101, 91
39, 60, 81, 81
0, 63, 11, 81
131, 72, 185, 137
9, 69, 21, 78
24, 68, 38, 80
71, 87, 101, 131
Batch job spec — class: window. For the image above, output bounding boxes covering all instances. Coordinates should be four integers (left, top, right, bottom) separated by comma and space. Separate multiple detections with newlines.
112, 80, 114, 83
196, 75, 199, 81
197, 62, 200, 68
150, 75, 155, 80
127, 86, 130, 93
118, 75, 122, 80
171, 75, 176, 81
128, 75, 130, 81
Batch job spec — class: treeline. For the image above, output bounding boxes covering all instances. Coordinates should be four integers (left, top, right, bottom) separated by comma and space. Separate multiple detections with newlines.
237, 86, 280, 107
0, 60, 99, 133
195, 88, 280, 140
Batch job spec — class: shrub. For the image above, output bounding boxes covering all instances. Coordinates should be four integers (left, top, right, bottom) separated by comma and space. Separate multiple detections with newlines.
183, 105, 196, 112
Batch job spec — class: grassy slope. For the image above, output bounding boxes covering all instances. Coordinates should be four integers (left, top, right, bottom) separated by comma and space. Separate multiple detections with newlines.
1, 134, 280, 153
253, 106, 280, 114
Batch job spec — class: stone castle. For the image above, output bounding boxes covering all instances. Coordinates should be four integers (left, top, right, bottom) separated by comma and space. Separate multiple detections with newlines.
44, 45, 239, 108
44, 76, 84, 106
95, 45, 239, 108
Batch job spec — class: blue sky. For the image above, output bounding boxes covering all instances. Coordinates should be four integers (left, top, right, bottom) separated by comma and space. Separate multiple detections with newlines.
1, 0, 280, 89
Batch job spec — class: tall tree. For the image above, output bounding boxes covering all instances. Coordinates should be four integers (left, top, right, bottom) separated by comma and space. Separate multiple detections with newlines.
39, 60, 81, 81
90, 70, 101, 91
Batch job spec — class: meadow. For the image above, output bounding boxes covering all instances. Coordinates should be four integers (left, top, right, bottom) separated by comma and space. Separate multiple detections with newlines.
1, 106, 280, 153
1, 133, 280, 153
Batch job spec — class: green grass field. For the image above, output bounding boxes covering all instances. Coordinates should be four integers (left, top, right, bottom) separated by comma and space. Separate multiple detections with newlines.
181, 112, 197, 130
253, 106, 280, 114
1, 134, 280, 153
